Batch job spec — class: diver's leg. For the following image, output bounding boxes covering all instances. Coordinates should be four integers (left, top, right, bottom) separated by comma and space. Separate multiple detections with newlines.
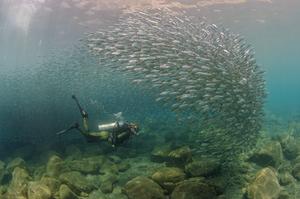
82, 116, 89, 133
57, 122, 83, 135
72, 122, 83, 133
71, 122, 91, 139
109, 122, 120, 147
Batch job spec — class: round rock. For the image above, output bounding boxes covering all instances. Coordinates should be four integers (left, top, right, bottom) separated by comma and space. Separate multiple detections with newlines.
123, 176, 165, 199
247, 167, 282, 199
59, 184, 79, 199
6, 157, 26, 173
59, 171, 96, 193
151, 167, 185, 192
27, 181, 51, 199
167, 146, 192, 167
171, 178, 217, 199
185, 159, 220, 177
46, 155, 67, 177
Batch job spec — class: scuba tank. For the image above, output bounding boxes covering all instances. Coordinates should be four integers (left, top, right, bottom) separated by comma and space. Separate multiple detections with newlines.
98, 112, 126, 131
98, 121, 125, 131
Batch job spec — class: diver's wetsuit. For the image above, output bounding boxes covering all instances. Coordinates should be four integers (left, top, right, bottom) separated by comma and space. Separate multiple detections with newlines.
80, 115, 136, 146
61, 95, 138, 147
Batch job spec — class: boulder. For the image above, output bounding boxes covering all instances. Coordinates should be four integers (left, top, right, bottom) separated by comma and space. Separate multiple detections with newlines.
171, 178, 217, 199
99, 173, 118, 194
86, 175, 102, 187
123, 176, 165, 199
33, 165, 46, 180
185, 159, 220, 177
59, 171, 96, 193
4, 167, 31, 199
100, 180, 114, 194
151, 167, 185, 192
117, 158, 162, 185
46, 155, 68, 177
151, 145, 172, 163
248, 141, 283, 168
167, 146, 192, 167
27, 181, 52, 199
67, 159, 99, 174
99, 173, 118, 193
6, 157, 26, 173
40, 176, 61, 195
246, 167, 282, 199
59, 184, 79, 199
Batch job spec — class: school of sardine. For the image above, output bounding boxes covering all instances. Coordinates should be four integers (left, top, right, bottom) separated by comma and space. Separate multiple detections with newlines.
86, 10, 266, 158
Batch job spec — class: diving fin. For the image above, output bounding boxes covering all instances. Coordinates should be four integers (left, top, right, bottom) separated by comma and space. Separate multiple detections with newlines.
57, 122, 80, 135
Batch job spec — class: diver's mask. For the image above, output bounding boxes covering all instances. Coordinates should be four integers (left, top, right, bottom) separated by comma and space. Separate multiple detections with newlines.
129, 123, 139, 135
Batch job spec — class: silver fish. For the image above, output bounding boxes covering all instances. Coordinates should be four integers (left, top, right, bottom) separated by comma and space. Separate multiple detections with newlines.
86, 10, 266, 160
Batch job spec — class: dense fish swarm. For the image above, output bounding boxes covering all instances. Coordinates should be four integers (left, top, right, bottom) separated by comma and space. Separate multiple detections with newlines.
86, 10, 266, 158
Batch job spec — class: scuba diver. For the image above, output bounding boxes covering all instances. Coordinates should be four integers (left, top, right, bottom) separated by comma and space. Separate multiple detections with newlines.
57, 95, 139, 147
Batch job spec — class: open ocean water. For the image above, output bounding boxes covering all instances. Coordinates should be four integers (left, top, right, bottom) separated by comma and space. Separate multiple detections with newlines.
0, 0, 300, 199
